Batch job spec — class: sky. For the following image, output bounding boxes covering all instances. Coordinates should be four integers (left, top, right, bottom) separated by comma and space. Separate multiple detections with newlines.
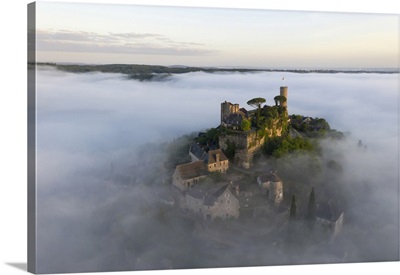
34, 1, 399, 68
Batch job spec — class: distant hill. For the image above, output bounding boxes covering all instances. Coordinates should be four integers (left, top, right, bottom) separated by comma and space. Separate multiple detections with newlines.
31, 62, 398, 81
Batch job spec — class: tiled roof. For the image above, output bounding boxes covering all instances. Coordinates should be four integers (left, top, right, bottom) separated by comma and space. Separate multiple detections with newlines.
207, 149, 228, 164
176, 161, 208, 180
239, 108, 248, 116
258, 171, 282, 183
187, 187, 207, 199
204, 183, 237, 206
189, 143, 207, 161
225, 113, 244, 125
316, 199, 343, 221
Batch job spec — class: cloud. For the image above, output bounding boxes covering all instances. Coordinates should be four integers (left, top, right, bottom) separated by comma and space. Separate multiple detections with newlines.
36, 29, 218, 56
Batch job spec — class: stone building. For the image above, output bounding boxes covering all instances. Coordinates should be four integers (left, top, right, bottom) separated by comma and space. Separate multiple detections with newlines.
315, 199, 344, 241
219, 87, 288, 169
189, 144, 229, 173
205, 149, 229, 173
257, 171, 284, 206
220, 101, 249, 130
180, 183, 240, 220
172, 161, 208, 191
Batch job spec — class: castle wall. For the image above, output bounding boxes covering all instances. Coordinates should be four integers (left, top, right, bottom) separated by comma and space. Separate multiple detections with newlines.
219, 120, 283, 169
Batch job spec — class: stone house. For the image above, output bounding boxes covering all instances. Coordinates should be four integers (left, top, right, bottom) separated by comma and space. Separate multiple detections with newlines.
206, 149, 229, 173
315, 199, 344, 240
189, 144, 229, 173
172, 161, 208, 191
172, 144, 234, 219
181, 183, 240, 220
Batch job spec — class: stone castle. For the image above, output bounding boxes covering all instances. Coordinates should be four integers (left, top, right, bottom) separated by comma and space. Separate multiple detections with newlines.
219, 86, 288, 168
170, 86, 289, 221
169, 85, 344, 240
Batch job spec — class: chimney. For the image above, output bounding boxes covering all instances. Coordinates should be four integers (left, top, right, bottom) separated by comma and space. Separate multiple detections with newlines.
215, 153, 220, 163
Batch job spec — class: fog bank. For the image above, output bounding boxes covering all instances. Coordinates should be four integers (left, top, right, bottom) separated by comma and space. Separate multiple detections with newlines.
35, 68, 398, 273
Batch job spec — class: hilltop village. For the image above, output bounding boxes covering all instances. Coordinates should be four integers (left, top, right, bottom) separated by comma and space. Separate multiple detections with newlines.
169, 86, 344, 240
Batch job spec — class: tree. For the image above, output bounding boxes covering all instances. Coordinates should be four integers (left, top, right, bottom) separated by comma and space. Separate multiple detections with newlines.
289, 195, 297, 220
247, 97, 266, 128
307, 187, 316, 222
273, 95, 287, 106
241, 118, 251, 131
224, 140, 236, 161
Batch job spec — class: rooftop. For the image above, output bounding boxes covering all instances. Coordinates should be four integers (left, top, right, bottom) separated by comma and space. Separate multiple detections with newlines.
176, 161, 208, 180
206, 149, 228, 164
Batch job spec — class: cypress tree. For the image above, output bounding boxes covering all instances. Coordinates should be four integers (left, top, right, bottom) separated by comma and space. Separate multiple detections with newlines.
289, 195, 297, 220
307, 187, 316, 221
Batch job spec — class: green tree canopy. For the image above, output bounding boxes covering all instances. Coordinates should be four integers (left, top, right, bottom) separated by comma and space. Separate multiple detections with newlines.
247, 97, 266, 129
241, 118, 251, 131
274, 95, 287, 106
247, 97, 266, 109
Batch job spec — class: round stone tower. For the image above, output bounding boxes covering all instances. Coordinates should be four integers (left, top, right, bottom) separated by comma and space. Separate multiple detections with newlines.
280, 86, 288, 108
257, 171, 284, 206
269, 179, 283, 206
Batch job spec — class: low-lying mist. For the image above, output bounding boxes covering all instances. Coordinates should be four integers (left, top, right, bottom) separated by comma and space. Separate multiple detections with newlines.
35, 67, 398, 273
